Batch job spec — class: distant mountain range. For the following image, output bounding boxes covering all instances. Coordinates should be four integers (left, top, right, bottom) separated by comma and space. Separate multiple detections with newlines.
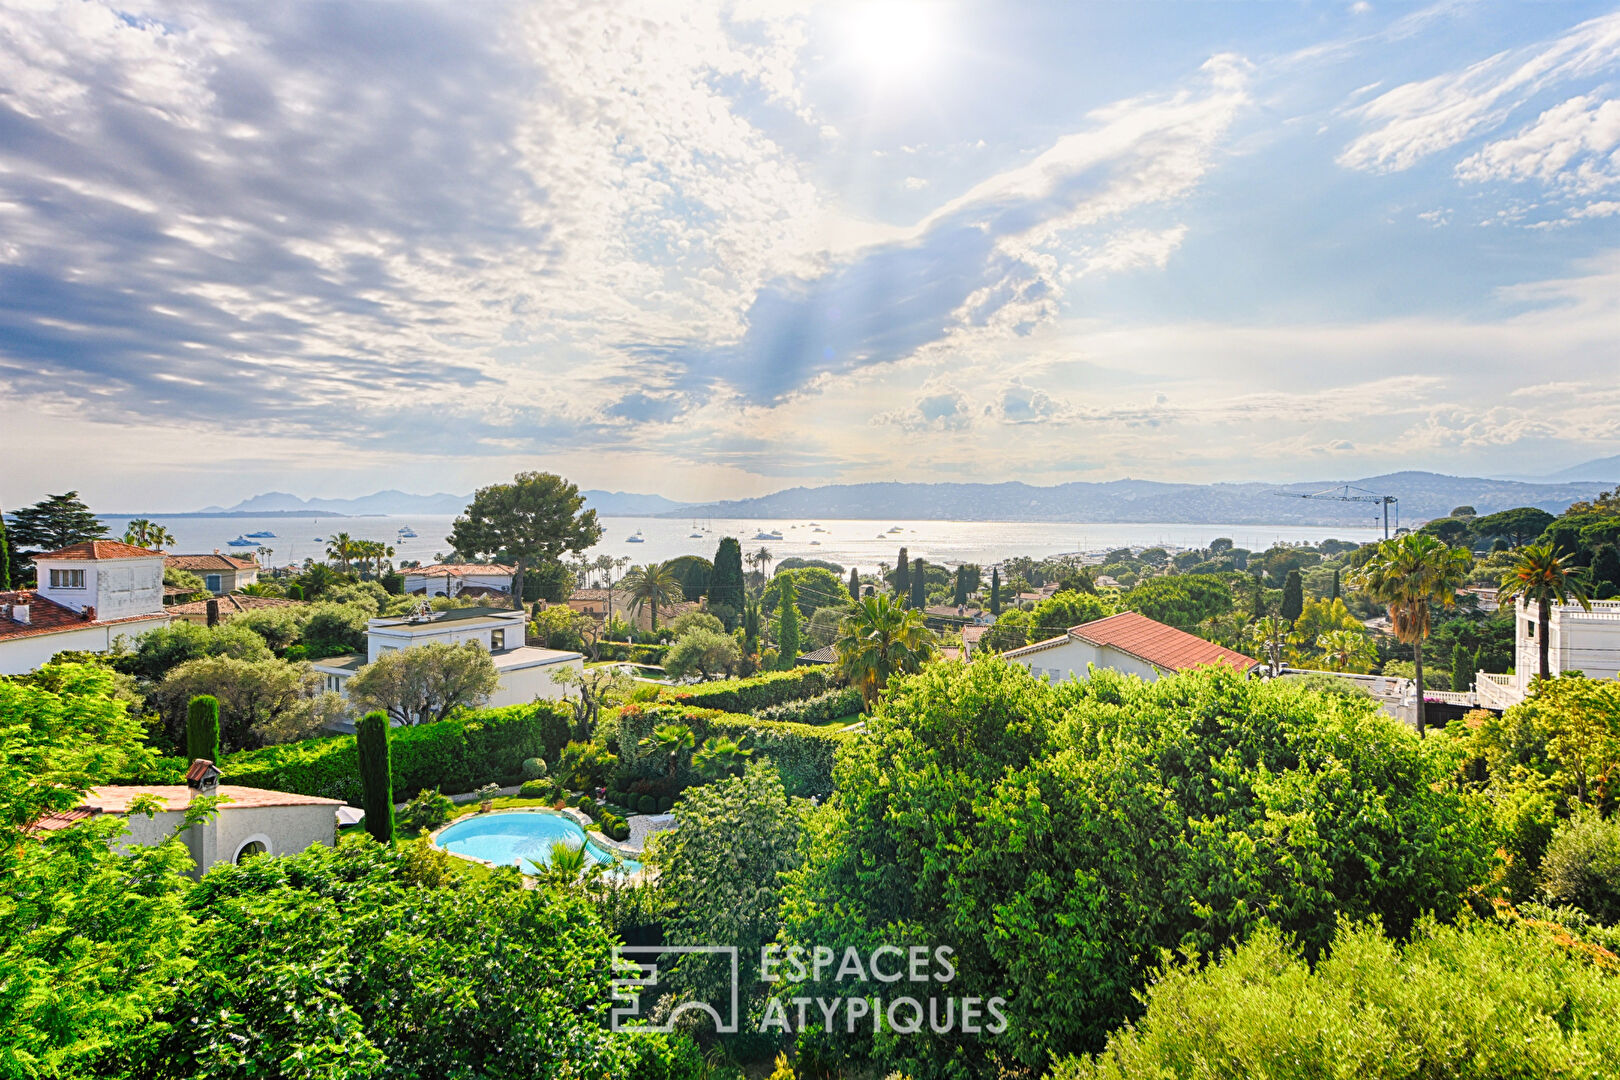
1518, 454, 1620, 484
660, 471, 1614, 526
192, 489, 688, 517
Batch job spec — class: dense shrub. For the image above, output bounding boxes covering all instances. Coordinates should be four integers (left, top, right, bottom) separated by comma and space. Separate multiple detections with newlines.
598, 641, 671, 663
399, 788, 455, 835
521, 756, 548, 780
1540, 810, 1620, 923
614, 702, 846, 798
1048, 917, 1620, 1080
660, 666, 837, 714
519, 778, 553, 799
125, 700, 576, 804
754, 685, 863, 726
637, 794, 656, 813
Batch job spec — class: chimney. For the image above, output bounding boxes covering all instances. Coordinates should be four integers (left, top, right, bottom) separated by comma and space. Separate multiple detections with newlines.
206, 598, 220, 628
12, 599, 29, 625
182, 759, 221, 879
82, 605, 95, 622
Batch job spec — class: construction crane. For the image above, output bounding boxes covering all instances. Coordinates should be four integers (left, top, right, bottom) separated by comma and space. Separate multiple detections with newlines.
1273, 484, 1399, 539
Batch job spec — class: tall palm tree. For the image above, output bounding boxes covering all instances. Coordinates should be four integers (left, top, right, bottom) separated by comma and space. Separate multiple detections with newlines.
750, 546, 774, 578
835, 592, 936, 709
621, 562, 684, 634
122, 518, 175, 550
255, 545, 274, 566
1498, 542, 1592, 681
326, 532, 357, 574
1352, 533, 1472, 736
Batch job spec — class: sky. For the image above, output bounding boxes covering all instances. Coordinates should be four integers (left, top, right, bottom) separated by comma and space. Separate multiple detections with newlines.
1, 0, 1619, 510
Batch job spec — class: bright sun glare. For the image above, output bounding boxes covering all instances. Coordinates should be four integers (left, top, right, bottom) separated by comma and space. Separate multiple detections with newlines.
846, 0, 943, 84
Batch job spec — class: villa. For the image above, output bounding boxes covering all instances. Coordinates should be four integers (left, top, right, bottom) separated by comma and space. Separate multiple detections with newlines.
32, 759, 345, 879
168, 592, 303, 626
0, 540, 171, 675
404, 563, 515, 599
1003, 610, 1259, 684
311, 605, 583, 718
166, 552, 260, 594
1476, 596, 1620, 709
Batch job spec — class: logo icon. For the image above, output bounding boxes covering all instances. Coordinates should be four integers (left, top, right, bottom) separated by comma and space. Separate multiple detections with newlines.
611, 945, 740, 1034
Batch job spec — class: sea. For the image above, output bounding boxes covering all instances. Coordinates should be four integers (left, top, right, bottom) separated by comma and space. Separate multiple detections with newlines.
98, 515, 1387, 575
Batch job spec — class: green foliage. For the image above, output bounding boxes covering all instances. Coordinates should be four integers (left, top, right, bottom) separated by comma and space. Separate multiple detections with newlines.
119, 619, 273, 685
156, 654, 340, 753
532, 603, 591, 651
667, 609, 725, 638
522, 756, 549, 780
185, 694, 221, 763
1029, 589, 1111, 640
664, 554, 714, 601
1540, 810, 1620, 923
990, 566, 1001, 616
356, 710, 395, 844
399, 787, 455, 836
617, 703, 847, 798
664, 627, 743, 681
298, 602, 372, 657
1047, 917, 1620, 1080
782, 660, 1496, 1075
622, 561, 685, 633
754, 686, 864, 726
1473, 506, 1556, 546
145, 836, 702, 1078
661, 666, 836, 714
835, 592, 935, 708
775, 576, 802, 667
449, 471, 603, 611
7, 491, 106, 552
347, 640, 501, 726
1280, 568, 1304, 622
1121, 573, 1236, 627
764, 566, 848, 618
710, 538, 746, 628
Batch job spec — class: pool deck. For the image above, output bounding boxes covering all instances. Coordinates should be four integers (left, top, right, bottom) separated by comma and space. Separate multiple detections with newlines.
427, 805, 658, 879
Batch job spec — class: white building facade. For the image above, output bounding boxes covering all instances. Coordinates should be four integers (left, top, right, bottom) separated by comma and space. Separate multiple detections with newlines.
1478, 597, 1620, 709
403, 564, 515, 599
0, 541, 171, 674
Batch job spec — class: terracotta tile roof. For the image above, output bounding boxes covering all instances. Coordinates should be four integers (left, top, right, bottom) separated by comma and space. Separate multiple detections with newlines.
0, 591, 168, 642
168, 594, 300, 617
962, 624, 989, 643
84, 784, 346, 812
797, 644, 838, 664
407, 563, 514, 577
568, 588, 611, 602
33, 540, 163, 561
1070, 611, 1257, 674
28, 807, 102, 833
166, 553, 258, 572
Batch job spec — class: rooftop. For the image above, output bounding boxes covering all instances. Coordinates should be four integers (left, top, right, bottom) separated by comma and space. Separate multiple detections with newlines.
84, 784, 346, 812
1070, 611, 1258, 674
406, 563, 515, 577
166, 553, 259, 572
0, 590, 168, 643
310, 653, 368, 672
371, 606, 525, 629
34, 540, 163, 561
168, 593, 302, 618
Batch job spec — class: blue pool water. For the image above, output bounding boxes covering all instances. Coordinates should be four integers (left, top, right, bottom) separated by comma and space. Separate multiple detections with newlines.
433, 811, 642, 876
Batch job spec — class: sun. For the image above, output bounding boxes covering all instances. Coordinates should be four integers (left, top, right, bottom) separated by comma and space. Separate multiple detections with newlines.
845, 0, 944, 85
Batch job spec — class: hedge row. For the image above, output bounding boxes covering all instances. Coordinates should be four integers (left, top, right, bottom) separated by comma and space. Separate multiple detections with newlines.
659, 666, 838, 715
754, 686, 863, 727
123, 702, 575, 805
614, 702, 846, 799
597, 641, 671, 663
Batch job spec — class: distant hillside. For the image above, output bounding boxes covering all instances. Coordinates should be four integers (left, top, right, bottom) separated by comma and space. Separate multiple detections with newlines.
663, 471, 1610, 526
197, 488, 687, 517
1537, 455, 1620, 483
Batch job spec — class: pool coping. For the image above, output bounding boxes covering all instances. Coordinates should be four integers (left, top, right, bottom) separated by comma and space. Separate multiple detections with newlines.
427, 806, 646, 877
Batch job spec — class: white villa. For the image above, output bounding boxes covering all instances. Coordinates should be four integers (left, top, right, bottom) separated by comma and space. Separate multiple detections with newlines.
1477, 596, 1620, 709
0, 540, 171, 674
1003, 610, 1260, 684
32, 759, 344, 879
311, 605, 583, 718
166, 552, 260, 595
403, 563, 515, 600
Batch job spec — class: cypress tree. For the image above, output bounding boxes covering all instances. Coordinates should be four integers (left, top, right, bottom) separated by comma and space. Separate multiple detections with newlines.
1451, 641, 1470, 692
743, 600, 760, 655
990, 567, 1001, 616
909, 558, 928, 610
775, 578, 800, 669
1281, 570, 1304, 623
1251, 572, 1267, 619
0, 503, 9, 590
894, 547, 910, 597
356, 710, 395, 845
185, 695, 221, 764
1330, 568, 1340, 601
710, 537, 745, 628
848, 566, 861, 602
1472, 646, 1483, 682
952, 565, 969, 606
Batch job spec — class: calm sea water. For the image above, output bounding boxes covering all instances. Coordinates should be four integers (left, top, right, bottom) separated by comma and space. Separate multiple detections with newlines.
100, 514, 1385, 575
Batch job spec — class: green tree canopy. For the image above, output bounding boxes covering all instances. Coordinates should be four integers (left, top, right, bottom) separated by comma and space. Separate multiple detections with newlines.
709, 538, 745, 628
448, 472, 602, 611
664, 627, 742, 681
8, 491, 106, 552
664, 554, 713, 601
834, 592, 935, 707
1473, 506, 1556, 546
762, 566, 848, 619
1121, 574, 1236, 627
347, 641, 500, 726
1029, 589, 1111, 641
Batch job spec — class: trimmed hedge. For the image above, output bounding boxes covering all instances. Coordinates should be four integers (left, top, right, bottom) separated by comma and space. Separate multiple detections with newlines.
659, 666, 838, 715
754, 686, 863, 726
597, 641, 671, 663
614, 702, 846, 798
123, 701, 575, 805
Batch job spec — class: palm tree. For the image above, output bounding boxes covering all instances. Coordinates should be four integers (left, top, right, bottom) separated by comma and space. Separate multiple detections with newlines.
750, 547, 774, 578
255, 545, 274, 566
639, 723, 695, 778
1352, 533, 1472, 736
534, 839, 591, 883
621, 561, 684, 634
692, 735, 752, 780
1315, 628, 1377, 673
326, 532, 357, 574
835, 592, 936, 709
1248, 615, 1289, 676
1498, 542, 1592, 681
122, 518, 175, 550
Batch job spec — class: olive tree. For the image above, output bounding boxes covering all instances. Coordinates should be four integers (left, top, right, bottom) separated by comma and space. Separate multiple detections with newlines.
347, 642, 499, 726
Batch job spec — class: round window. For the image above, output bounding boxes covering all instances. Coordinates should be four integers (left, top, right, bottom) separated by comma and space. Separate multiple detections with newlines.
235, 840, 268, 863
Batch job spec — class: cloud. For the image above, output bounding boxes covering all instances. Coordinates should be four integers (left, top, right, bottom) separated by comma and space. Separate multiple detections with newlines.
1338, 10, 1620, 174
1456, 93, 1620, 193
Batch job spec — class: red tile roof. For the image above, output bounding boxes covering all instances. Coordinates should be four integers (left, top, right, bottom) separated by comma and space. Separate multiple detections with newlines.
408, 563, 514, 577
0, 590, 169, 642
33, 540, 163, 560
84, 785, 345, 812
28, 807, 102, 833
1070, 611, 1257, 674
168, 594, 300, 617
166, 553, 258, 572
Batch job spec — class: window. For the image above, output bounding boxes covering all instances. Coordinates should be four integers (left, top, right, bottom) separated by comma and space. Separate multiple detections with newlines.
235, 839, 268, 863
491, 628, 506, 651
205, 574, 221, 592
1527, 622, 1535, 638
48, 569, 86, 589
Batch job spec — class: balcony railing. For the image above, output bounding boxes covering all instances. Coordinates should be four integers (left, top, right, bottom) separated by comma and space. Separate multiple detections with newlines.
1476, 671, 1521, 711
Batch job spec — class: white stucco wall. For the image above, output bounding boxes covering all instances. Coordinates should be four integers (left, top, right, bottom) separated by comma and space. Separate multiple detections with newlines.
116, 802, 337, 873
1010, 637, 1165, 684
1513, 597, 1620, 693
490, 654, 584, 705
0, 615, 170, 675
404, 571, 513, 596
35, 555, 165, 618
367, 612, 527, 662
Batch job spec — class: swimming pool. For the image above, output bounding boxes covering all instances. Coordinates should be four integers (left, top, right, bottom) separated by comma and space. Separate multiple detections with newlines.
433, 810, 642, 877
